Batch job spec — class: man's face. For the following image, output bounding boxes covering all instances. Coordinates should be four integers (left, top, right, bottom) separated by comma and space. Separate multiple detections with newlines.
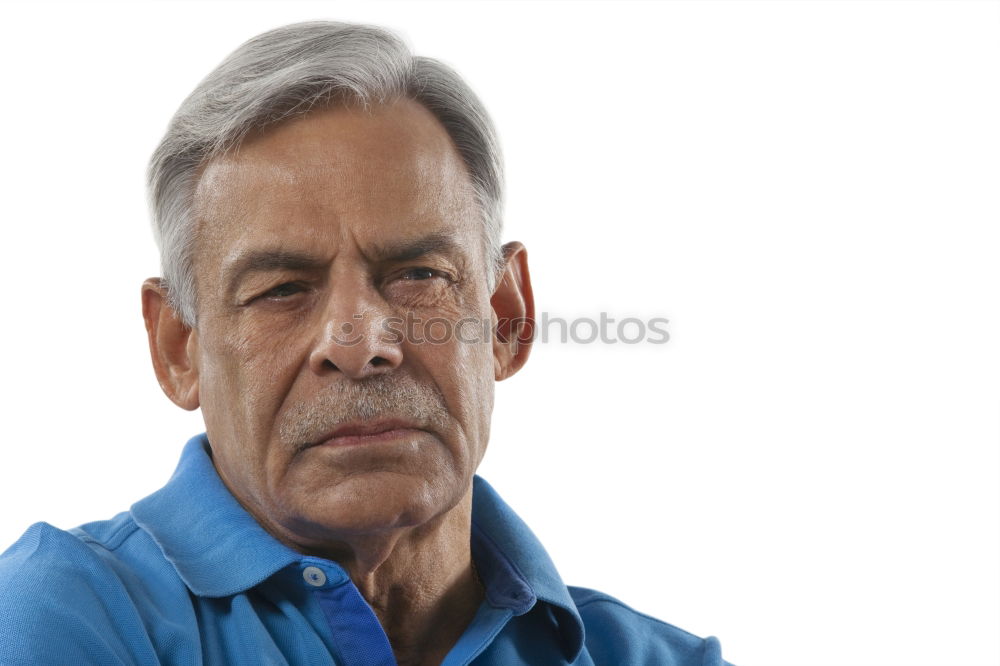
185, 99, 499, 549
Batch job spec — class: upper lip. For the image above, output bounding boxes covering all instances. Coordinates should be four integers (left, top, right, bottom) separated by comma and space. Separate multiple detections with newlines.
318, 419, 423, 443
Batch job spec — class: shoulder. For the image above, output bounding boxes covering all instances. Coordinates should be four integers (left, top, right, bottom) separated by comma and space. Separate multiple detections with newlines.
568, 586, 732, 666
0, 516, 136, 594
0, 517, 162, 664
0, 512, 149, 592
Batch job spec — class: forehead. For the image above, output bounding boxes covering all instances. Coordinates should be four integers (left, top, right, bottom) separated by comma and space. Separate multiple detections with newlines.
192, 98, 479, 265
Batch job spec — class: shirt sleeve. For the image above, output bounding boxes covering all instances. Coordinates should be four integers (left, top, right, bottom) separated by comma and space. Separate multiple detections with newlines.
570, 586, 735, 666
0, 522, 160, 665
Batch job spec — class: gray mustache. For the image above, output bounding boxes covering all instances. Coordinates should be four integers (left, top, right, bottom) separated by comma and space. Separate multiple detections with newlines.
279, 375, 450, 449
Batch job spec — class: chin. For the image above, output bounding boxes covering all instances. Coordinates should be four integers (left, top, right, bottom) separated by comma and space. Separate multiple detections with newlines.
293, 470, 463, 535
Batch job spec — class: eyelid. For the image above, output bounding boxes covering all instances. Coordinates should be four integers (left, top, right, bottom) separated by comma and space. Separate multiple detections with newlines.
252, 281, 308, 302
397, 266, 456, 281
241, 266, 457, 306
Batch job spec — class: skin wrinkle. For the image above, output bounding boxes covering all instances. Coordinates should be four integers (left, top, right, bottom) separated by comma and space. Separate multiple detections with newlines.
192, 114, 482, 315
143, 97, 533, 666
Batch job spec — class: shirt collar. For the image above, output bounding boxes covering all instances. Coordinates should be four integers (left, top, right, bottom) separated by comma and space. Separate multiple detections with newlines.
131, 433, 585, 662
130, 433, 301, 597
470, 475, 586, 662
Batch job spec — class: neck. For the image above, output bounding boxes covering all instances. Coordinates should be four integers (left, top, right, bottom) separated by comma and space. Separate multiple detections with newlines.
352, 489, 484, 664
304, 485, 484, 664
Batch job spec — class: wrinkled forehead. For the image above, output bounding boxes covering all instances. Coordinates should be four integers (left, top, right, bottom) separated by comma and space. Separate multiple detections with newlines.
190, 99, 482, 268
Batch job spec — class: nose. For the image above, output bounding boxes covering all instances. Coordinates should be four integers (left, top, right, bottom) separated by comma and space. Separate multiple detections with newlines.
307, 285, 403, 380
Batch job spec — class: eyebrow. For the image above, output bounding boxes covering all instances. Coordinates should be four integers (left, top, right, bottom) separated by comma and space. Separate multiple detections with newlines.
367, 230, 461, 263
224, 250, 328, 294
223, 231, 463, 293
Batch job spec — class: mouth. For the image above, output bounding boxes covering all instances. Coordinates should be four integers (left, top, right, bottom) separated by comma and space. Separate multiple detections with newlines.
311, 419, 426, 449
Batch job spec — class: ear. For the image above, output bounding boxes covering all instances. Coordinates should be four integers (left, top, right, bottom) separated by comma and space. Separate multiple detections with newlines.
491, 241, 535, 381
141, 278, 200, 410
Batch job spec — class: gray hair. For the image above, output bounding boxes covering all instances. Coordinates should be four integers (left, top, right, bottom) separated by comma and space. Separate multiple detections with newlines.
147, 21, 504, 327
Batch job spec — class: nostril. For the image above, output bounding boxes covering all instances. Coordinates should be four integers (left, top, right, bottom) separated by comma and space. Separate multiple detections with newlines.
323, 359, 338, 371
369, 356, 389, 367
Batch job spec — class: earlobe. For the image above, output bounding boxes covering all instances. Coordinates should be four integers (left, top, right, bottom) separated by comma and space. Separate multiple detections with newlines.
141, 278, 201, 411
491, 242, 535, 381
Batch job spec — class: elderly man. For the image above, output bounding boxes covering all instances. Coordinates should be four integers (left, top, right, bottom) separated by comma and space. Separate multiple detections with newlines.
0, 21, 731, 666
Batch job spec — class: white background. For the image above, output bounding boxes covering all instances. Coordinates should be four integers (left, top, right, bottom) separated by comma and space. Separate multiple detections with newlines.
1, 2, 998, 665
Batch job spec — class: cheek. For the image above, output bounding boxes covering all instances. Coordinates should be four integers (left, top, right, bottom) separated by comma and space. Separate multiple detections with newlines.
427, 317, 496, 439
197, 317, 306, 447
460, 343, 496, 463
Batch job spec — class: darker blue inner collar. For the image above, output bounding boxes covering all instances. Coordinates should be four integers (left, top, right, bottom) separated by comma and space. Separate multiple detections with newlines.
470, 519, 536, 614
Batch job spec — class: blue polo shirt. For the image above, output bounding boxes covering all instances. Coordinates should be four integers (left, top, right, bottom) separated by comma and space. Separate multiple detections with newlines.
0, 434, 732, 665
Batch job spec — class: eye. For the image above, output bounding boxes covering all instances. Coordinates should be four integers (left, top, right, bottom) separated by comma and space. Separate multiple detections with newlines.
399, 267, 449, 281
260, 282, 306, 300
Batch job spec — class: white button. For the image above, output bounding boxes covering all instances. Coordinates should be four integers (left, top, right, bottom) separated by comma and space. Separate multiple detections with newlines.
302, 566, 327, 587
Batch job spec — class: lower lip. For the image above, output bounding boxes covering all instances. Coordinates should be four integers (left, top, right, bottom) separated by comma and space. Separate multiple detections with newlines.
318, 428, 423, 448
